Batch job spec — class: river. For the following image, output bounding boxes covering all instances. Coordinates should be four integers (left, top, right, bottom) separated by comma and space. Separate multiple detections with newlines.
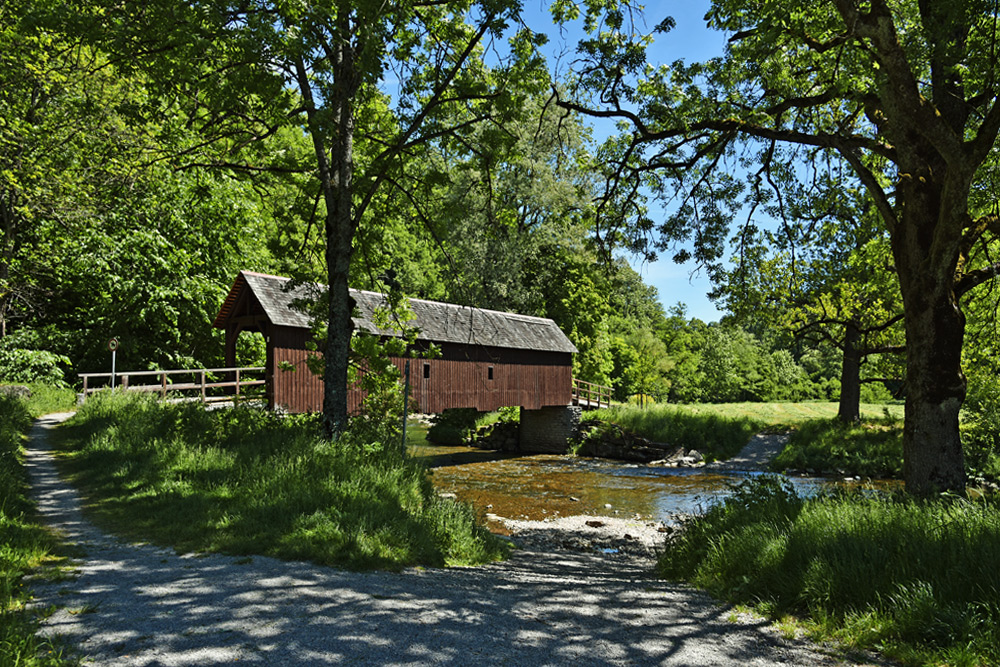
407, 422, 871, 525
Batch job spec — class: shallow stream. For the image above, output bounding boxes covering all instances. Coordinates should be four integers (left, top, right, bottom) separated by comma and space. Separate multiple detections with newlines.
406, 422, 879, 524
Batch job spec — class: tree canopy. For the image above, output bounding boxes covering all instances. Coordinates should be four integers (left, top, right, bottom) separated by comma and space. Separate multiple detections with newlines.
558, 0, 1000, 494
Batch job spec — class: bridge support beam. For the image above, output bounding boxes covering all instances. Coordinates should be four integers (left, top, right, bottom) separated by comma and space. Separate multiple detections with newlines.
518, 405, 581, 454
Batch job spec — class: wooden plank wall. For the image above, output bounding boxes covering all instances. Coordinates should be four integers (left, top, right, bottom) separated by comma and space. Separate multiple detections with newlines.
269, 333, 573, 415
271, 326, 324, 413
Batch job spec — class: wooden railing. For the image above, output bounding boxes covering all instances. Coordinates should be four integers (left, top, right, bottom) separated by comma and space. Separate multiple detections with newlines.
571, 377, 613, 410
79, 367, 266, 404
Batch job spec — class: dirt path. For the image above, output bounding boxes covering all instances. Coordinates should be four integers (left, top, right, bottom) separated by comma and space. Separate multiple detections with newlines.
706, 433, 791, 473
26, 414, 861, 666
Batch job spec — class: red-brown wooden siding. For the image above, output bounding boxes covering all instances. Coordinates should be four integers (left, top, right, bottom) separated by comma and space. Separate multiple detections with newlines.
270, 326, 324, 413
267, 335, 572, 414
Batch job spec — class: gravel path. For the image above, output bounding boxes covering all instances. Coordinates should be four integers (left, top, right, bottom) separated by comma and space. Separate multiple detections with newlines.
26, 414, 860, 666
706, 433, 791, 473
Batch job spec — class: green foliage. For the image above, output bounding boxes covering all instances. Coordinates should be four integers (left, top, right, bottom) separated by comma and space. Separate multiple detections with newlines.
427, 408, 480, 446
0, 346, 70, 386
659, 480, 1000, 665
0, 394, 75, 666
773, 417, 904, 478
961, 369, 1000, 484
60, 393, 507, 570
23, 384, 77, 419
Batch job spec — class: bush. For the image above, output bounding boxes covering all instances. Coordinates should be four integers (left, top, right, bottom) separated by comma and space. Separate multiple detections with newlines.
427, 408, 480, 445
962, 379, 1000, 484
0, 347, 71, 386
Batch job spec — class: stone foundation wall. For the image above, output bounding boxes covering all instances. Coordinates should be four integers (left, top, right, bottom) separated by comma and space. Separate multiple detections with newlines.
518, 405, 581, 454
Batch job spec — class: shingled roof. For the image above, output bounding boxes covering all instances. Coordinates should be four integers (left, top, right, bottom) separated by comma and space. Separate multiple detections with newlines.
214, 271, 578, 354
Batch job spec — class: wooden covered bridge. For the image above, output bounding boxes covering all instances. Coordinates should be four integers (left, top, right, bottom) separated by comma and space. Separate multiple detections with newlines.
212, 271, 607, 450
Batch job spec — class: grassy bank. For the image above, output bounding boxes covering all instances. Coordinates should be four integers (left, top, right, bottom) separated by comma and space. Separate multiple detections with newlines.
0, 394, 75, 667
583, 403, 765, 460
22, 385, 77, 419
772, 415, 904, 478
585, 401, 904, 466
583, 402, 901, 461
57, 392, 507, 570
659, 477, 1000, 665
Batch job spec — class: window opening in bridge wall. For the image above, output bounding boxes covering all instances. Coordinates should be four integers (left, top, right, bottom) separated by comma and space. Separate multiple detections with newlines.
488, 366, 494, 380
423, 362, 430, 379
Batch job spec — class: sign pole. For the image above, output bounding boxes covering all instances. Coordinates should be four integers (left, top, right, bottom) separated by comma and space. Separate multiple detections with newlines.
108, 338, 119, 390
400, 359, 411, 451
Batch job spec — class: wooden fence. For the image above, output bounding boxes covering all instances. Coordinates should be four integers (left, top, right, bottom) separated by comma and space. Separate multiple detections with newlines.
571, 377, 613, 410
79, 367, 266, 404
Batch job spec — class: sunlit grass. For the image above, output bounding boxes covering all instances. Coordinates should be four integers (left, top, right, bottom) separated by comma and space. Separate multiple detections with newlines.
773, 415, 904, 477
659, 476, 1000, 666
56, 392, 507, 570
585, 401, 904, 463
0, 394, 76, 666
23, 385, 77, 419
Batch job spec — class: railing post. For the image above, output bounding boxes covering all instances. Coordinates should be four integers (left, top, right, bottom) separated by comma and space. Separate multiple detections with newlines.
83, 376, 89, 396
161, 372, 167, 399
200, 370, 206, 403
235, 368, 241, 403
122, 375, 129, 390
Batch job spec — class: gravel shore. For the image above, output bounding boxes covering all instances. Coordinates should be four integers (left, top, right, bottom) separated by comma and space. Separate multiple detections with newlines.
26, 414, 866, 666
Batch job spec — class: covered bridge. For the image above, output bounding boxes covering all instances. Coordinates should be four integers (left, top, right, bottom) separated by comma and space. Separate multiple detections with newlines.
213, 271, 579, 420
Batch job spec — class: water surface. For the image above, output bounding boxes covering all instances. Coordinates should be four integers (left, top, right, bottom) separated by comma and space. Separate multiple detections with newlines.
407, 423, 874, 524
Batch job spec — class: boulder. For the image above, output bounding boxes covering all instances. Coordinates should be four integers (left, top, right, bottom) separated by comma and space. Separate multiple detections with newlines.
0, 385, 31, 400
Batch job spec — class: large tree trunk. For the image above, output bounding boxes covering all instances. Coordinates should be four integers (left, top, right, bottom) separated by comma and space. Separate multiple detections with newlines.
837, 320, 862, 424
892, 192, 968, 496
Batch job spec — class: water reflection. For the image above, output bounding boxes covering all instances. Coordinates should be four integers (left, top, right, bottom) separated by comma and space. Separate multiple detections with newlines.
408, 422, 892, 524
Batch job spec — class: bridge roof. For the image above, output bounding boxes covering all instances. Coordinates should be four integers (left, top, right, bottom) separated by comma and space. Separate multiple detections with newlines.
215, 271, 578, 354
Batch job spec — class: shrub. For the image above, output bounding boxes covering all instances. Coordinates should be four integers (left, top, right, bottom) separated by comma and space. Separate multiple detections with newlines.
427, 408, 480, 445
0, 347, 71, 386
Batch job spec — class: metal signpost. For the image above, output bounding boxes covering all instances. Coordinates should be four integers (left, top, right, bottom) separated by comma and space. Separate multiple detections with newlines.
108, 338, 119, 389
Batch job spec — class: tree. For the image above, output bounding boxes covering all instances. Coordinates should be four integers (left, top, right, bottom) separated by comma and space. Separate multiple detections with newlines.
558, 0, 1000, 494
716, 166, 905, 423
85, 0, 547, 436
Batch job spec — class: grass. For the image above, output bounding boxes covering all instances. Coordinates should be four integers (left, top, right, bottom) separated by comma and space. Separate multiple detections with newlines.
0, 394, 77, 666
772, 413, 904, 478
583, 403, 765, 460
584, 401, 904, 465
24, 385, 77, 419
659, 476, 1000, 666
56, 392, 508, 570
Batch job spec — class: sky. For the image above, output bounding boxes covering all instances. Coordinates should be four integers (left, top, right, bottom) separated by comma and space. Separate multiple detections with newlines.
520, 0, 731, 322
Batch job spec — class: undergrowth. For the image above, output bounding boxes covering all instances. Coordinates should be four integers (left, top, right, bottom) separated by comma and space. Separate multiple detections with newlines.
659, 476, 1000, 665
0, 394, 75, 666
57, 392, 507, 570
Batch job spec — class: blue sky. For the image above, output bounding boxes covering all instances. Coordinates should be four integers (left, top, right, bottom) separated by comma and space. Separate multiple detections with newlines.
520, 1, 730, 322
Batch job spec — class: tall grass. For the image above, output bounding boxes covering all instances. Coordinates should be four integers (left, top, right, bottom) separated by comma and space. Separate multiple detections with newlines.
23, 385, 77, 419
58, 392, 507, 570
660, 476, 1000, 665
0, 394, 75, 666
585, 403, 767, 460
772, 416, 904, 477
